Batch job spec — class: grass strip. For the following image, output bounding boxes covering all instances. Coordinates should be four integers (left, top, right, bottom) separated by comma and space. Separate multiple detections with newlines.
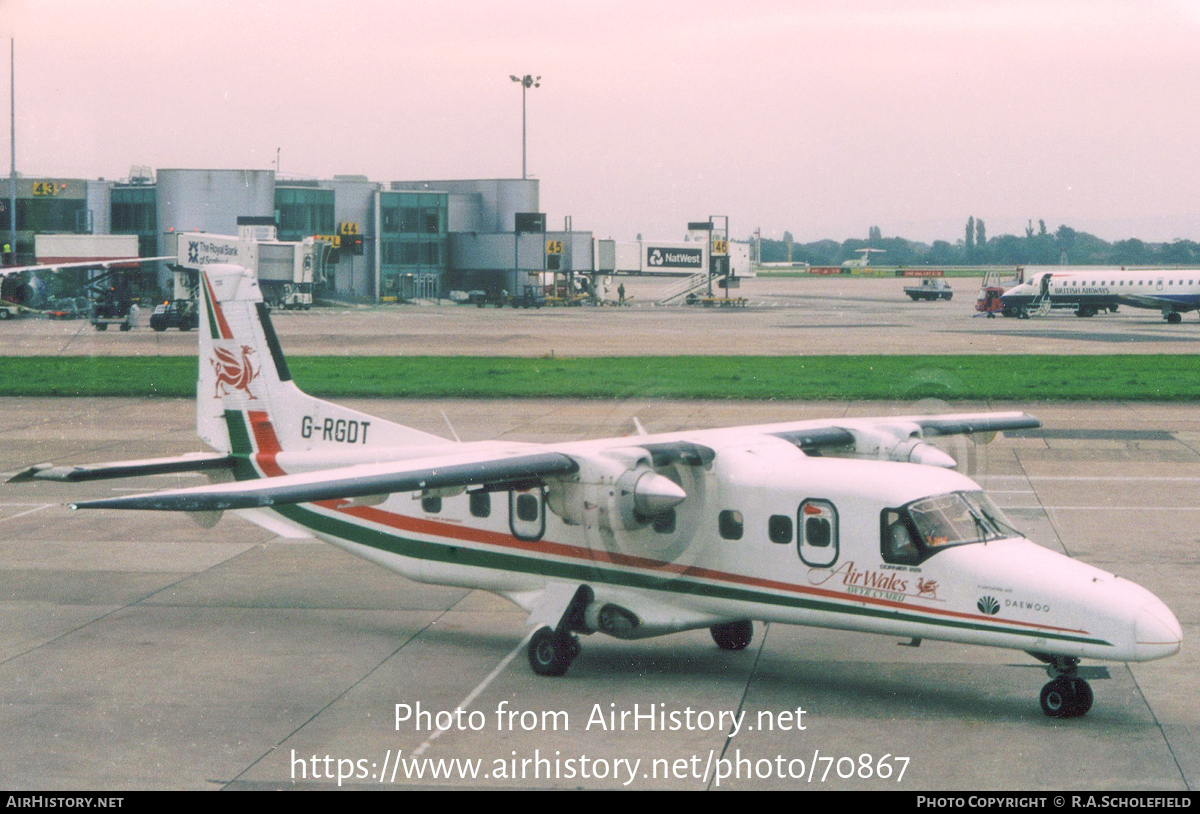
1, 355, 1197, 401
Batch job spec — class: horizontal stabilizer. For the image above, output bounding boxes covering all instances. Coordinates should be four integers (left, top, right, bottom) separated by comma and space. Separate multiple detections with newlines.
8, 452, 235, 483
71, 451, 578, 512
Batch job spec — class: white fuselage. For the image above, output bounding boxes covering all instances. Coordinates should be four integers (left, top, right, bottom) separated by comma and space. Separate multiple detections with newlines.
238, 423, 1180, 665
1001, 268, 1200, 318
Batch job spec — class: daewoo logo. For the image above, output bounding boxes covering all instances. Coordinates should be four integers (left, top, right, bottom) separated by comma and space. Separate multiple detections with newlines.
977, 596, 1000, 615
211, 345, 260, 399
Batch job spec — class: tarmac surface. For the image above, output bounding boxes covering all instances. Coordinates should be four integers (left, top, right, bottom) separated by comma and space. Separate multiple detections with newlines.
2, 396, 1198, 790
6, 274, 1200, 357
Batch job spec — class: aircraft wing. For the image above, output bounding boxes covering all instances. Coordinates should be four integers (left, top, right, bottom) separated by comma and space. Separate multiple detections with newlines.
0, 256, 174, 277
910, 413, 1042, 436
770, 411, 1040, 450
69, 450, 579, 512
1119, 293, 1197, 312
8, 452, 236, 483
765, 411, 1039, 467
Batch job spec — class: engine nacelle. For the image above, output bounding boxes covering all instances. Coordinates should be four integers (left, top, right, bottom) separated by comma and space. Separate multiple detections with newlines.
890, 437, 957, 468
612, 467, 687, 529
843, 423, 957, 469
544, 447, 688, 531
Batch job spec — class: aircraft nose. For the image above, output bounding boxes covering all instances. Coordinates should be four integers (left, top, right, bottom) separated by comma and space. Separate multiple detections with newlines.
1133, 601, 1182, 661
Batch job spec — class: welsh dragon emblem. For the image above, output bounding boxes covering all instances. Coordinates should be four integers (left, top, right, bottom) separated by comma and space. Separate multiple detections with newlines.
211, 345, 260, 399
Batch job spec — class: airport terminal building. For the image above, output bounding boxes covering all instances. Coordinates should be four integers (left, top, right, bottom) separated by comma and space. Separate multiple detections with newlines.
0, 170, 604, 302
0, 169, 750, 307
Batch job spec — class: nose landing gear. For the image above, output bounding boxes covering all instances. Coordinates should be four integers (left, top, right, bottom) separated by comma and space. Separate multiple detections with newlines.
1035, 655, 1094, 718
1040, 676, 1094, 718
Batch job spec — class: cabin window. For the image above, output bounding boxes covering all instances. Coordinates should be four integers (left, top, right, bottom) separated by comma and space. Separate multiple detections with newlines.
509, 488, 546, 541
421, 495, 442, 513
653, 509, 677, 534
797, 499, 839, 567
516, 494, 539, 521
469, 491, 491, 518
718, 510, 744, 540
768, 514, 793, 544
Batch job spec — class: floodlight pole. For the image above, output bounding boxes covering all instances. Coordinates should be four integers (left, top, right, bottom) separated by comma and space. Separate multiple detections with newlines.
9, 39, 15, 260
510, 74, 540, 180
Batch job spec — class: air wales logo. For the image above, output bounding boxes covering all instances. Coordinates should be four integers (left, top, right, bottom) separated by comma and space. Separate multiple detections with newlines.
977, 596, 1000, 615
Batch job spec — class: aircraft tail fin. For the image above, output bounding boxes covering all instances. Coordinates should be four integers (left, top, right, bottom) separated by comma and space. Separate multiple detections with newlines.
196, 264, 449, 456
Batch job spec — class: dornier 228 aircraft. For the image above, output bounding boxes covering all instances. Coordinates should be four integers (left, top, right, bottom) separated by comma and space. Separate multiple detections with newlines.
11, 264, 1181, 718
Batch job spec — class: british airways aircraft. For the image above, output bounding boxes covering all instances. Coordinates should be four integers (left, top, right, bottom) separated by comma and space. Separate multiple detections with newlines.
10, 264, 1182, 718
1000, 268, 1200, 322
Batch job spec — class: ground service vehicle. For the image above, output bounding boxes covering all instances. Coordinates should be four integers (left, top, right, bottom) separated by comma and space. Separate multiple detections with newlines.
149, 300, 200, 332
905, 278, 953, 301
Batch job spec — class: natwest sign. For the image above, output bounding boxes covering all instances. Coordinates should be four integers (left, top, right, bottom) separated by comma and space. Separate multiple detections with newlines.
646, 246, 703, 268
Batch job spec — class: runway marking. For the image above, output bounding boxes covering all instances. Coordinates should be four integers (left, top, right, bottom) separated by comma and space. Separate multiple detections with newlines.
1008, 506, 1200, 511
0, 504, 52, 523
983, 475, 1200, 482
410, 633, 530, 758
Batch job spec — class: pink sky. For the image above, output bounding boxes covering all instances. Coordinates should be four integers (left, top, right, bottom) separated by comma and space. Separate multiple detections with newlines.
5, 0, 1200, 244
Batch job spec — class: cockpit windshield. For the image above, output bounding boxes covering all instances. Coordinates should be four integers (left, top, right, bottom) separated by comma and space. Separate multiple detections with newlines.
883, 491, 1022, 564
906, 491, 1020, 550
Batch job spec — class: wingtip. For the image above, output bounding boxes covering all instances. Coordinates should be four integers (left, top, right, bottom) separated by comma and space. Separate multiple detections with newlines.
6, 464, 51, 484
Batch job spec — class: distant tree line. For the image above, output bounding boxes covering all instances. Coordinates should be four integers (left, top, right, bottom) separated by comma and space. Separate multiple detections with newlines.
758, 218, 1200, 266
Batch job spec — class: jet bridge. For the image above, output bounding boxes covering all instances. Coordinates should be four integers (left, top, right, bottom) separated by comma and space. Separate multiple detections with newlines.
169, 217, 330, 309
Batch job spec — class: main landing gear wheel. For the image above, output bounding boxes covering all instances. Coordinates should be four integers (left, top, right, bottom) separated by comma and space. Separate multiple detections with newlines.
528, 626, 580, 677
710, 620, 754, 651
1166, 312, 1183, 324
1039, 676, 1094, 718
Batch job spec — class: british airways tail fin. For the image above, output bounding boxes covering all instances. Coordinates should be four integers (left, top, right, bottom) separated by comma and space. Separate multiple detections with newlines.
196, 264, 450, 455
